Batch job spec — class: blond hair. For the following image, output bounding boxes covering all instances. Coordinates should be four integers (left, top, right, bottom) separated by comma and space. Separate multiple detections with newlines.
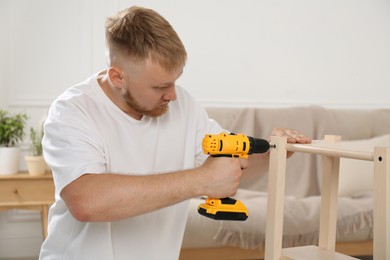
105, 6, 187, 71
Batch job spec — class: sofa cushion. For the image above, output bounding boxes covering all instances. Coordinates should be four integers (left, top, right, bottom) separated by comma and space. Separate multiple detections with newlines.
338, 134, 390, 197
183, 190, 373, 250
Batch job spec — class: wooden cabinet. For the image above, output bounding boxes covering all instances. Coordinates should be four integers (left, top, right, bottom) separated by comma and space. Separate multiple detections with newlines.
0, 172, 54, 239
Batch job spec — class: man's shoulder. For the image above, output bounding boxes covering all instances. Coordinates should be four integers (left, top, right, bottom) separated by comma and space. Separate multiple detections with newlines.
58, 74, 98, 101
49, 74, 100, 116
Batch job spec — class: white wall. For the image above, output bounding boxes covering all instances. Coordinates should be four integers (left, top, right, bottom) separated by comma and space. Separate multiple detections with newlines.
0, 0, 389, 258
2, 0, 390, 111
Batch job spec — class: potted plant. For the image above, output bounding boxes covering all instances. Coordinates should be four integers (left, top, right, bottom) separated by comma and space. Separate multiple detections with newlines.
25, 127, 47, 176
0, 109, 28, 175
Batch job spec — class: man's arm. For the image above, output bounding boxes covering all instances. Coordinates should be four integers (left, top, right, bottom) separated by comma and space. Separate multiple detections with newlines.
61, 156, 243, 222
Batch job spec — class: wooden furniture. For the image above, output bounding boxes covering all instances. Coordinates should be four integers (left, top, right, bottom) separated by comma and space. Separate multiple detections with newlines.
180, 135, 376, 260
179, 241, 373, 260
0, 172, 54, 239
265, 135, 389, 260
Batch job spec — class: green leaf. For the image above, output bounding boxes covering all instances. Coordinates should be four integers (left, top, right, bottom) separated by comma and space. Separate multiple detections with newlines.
0, 109, 28, 147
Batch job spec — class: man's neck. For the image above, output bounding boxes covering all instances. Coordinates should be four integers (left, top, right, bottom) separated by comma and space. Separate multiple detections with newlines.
97, 71, 142, 120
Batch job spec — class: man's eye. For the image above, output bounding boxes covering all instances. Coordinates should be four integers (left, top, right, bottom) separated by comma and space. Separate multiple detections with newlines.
154, 84, 174, 90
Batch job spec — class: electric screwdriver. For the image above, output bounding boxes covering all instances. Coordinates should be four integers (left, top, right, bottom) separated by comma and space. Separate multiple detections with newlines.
198, 133, 273, 221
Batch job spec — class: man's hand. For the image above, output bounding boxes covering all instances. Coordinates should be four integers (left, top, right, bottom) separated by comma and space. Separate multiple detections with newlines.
271, 128, 312, 144
200, 156, 243, 198
271, 128, 312, 158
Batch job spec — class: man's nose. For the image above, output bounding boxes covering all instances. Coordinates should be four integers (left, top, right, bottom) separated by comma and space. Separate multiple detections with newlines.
164, 86, 177, 101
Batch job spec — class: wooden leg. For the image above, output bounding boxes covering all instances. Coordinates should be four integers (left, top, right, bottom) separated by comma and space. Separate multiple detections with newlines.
41, 205, 49, 240
319, 135, 341, 251
318, 155, 340, 251
265, 136, 287, 260
373, 147, 390, 259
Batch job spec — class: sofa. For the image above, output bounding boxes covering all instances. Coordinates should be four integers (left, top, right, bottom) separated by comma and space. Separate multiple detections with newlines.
180, 105, 390, 259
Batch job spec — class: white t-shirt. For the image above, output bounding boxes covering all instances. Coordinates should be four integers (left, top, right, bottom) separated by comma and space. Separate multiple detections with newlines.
39, 73, 223, 260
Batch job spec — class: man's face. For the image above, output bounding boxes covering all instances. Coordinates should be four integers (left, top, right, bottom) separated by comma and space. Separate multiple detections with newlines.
120, 58, 182, 118
122, 88, 169, 118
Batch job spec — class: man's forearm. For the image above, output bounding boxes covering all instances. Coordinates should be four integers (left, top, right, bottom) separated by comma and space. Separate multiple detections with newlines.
61, 170, 203, 222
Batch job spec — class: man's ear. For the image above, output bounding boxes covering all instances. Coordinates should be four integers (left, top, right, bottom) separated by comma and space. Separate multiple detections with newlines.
107, 67, 123, 88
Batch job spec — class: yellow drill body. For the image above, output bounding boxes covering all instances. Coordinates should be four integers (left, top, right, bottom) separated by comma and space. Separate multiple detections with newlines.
202, 133, 251, 158
198, 133, 271, 221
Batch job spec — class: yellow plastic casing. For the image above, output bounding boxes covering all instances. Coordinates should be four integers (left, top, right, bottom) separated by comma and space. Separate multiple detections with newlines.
199, 133, 250, 221
198, 197, 248, 221
202, 133, 250, 158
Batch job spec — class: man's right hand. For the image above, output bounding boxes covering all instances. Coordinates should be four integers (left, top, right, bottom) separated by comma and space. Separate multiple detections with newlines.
199, 156, 243, 198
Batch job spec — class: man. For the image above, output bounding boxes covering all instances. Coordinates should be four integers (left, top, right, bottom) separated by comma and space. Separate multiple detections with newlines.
39, 6, 311, 260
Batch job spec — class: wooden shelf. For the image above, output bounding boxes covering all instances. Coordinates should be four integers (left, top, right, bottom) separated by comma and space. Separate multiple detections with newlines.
0, 171, 53, 180
281, 246, 359, 260
265, 135, 389, 260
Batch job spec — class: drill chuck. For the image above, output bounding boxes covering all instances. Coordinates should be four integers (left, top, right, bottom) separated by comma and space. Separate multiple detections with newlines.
247, 136, 271, 154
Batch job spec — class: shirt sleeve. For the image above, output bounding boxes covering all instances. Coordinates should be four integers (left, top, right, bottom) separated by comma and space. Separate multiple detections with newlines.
42, 99, 106, 194
194, 105, 226, 166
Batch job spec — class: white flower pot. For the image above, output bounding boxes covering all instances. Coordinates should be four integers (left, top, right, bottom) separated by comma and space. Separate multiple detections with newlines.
25, 155, 47, 176
0, 147, 20, 175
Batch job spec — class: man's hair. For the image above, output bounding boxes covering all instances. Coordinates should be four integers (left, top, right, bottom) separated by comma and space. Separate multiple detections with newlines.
105, 6, 187, 71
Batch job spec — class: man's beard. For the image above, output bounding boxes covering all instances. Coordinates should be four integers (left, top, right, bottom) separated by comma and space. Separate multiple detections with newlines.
123, 89, 168, 118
